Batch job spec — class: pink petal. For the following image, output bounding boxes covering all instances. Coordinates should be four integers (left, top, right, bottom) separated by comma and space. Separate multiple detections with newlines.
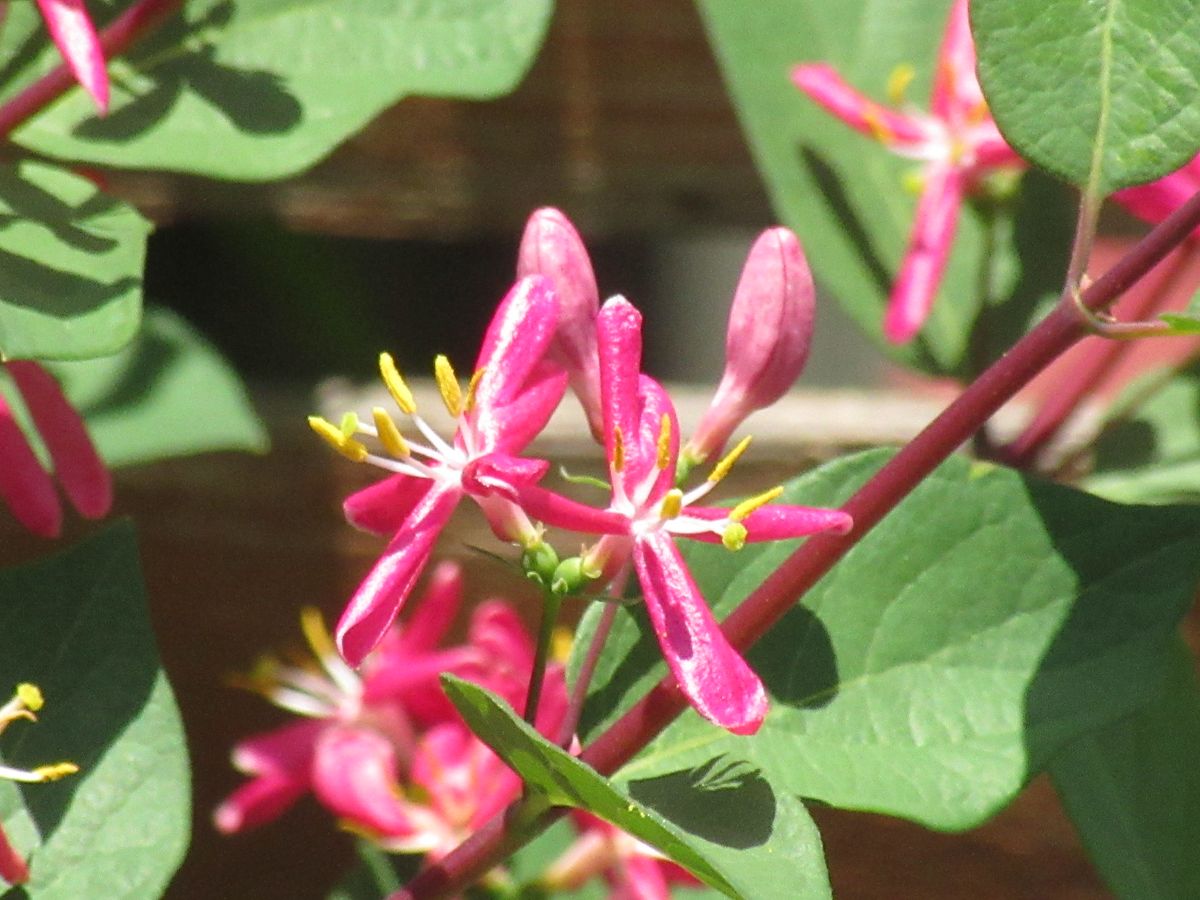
611, 853, 673, 900
7, 361, 110, 519
511, 482, 630, 536
361, 645, 475, 725
471, 275, 560, 420
596, 296, 646, 487
0, 392, 60, 538
392, 560, 464, 654
883, 164, 965, 344
632, 531, 767, 735
343, 474, 431, 536
336, 483, 462, 666
411, 722, 521, 831
460, 451, 551, 504
692, 228, 815, 460
682, 504, 853, 543
632, 376, 680, 503
35, 0, 109, 112
0, 824, 29, 886
1114, 155, 1200, 229
213, 770, 311, 834
311, 726, 418, 835
480, 361, 568, 455
229, 719, 323, 777
791, 63, 927, 147
517, 208, 604, 439
462, 600, 536, 709
930, 0, 983, 121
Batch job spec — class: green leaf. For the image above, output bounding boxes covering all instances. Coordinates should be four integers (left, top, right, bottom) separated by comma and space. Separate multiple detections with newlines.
974, 0, 1200, 193
5, 0, 553, 181
1157, 313, 1200, 335
1086, 360, 1200, 504
442, 676, 830, 900
327, 841, 418, 900
697, 0, 1074, 376
0, 160, 148, 361
1050, 637, 1200, 899
0, 522, 189, 896
44, 307, 268, 467
576, 449, 1200, 831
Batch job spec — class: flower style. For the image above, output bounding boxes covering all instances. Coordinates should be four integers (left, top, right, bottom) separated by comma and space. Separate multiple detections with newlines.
35, 0, 109, 112
309, 275, 567, 666
791, 0, 1023, 343
0, 683, 79, 885
214, 563, 564, 838
0, 361, 111, 538
504, 297, 853, 735
543, 813, 702, 900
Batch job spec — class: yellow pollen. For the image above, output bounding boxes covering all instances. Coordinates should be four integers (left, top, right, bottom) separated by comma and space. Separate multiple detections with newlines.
901, 169, 926, 196
550, 626, 574, 664
863, 107, 894, 145
465, 368, 485, 413
660, 488, 684, 520
372, 407, 409, 458
656, 415, 672, 470
308, 416, 368, 462
379, 353, 417, 415
33, 762, 79, 782
300, 606, 337, 662
434, 355, 464, 417
708, 435, 753, 484
730, 485, 784, 522
722, 522, 748, 552
16, 683, 43, 712
886, 63, 915, 104
612, 426, 626, 472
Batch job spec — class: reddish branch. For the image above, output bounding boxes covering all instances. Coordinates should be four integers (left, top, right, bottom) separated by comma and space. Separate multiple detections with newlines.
0, 0, 183, 137
393, 187, 1200, 899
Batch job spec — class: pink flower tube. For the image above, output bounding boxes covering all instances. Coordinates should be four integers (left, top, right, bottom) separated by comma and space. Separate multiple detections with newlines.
35, 0, 109, 112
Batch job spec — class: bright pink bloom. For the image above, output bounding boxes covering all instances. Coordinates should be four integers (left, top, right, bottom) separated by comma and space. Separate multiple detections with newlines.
0, 361, 111, 538
215, 564, 562, 837
687, 227, 815, 464
544, 813, 702, 900
1113, 154, 1200, 232
505, 298, 852, 735
314, 276, 567, 665
791, 0, 1023, 343
518, 207, 604, 439
35, 0, 109, 113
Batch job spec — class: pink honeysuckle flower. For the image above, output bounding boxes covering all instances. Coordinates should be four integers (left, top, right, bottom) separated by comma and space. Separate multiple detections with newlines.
543, 812, 702, 900
0, 360, 111, 538
309, 275, 567, 666
518, 207, 605, 440
791, 0, 1024, 343
214, 563, 562, 836
685, 227, 815, 466
0, 683, 79, 885
34, 0, 109, 113
501, 297, 853, 735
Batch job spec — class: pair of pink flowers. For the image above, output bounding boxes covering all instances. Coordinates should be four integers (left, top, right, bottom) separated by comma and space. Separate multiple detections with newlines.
793, 0, 1200, 345
315, 208, 851, 737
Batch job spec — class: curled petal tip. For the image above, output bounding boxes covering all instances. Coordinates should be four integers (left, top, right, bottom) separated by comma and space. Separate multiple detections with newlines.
36, 0, 109, 114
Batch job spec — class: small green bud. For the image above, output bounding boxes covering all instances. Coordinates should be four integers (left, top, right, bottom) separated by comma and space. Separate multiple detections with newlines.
522, 542, 560, 586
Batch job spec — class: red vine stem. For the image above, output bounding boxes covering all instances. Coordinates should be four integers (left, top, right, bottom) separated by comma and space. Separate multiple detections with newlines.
394, 186, 1200, 900
0, 0, 183, 138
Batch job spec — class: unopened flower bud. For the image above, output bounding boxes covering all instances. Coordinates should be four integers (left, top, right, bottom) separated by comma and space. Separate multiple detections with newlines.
549, 556, 595, 597
522, 542, 561, 587
517, 208, 604, 440
686, 228, 814, 463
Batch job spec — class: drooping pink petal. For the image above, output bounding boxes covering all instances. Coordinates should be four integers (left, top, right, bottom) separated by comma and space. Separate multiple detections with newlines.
471, 275, 560, 422
517, 207, 604, 438
336, 483, 462, 666
461, 600, 537, 709
311, 726, 419, 836
690, 227, 815, 461
411, 722, 521, 835
883, 163, 965, 343
481, 361, 569, 455
460, 451, 551, 504
35, 0, 109, 113
213, 770, 312, 834
680, 504, 853, 543
391, 561, 463, 654
7, 361, 110, 519
596, 296, 646, 488
930, 0, 982, 122
228, 719, 323, 777
510, 481, 630, 536
343, 474, 431, 536
0, 393, 60, 538
610, 852, 674, 900
791, 63, 928, 148
632, 375, 680, 503
632, 531, 767, 735
0, 824, 29, 886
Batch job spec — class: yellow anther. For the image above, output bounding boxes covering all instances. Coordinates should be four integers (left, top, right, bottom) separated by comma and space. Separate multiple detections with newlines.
656, 415, 672, 471
379, 352, 417, 415
863, 107, 895, 145
886, 63, 916, 104
465, 368, 486, 413
659, 488, 684, 520
16, 683, 43, 712
551, 626, 574, 664
708, 435, 753, 484
300, 606, 336, 662
32, 762, 79, 782
612, 426, 626, 472
308, 416, 369, 462
372, 407, 409, 458
901, 168, 925, 196
339, 412, 359, 437
722, 522, 748, 552
434, 355, 464, 417
730, 485, 784, 522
